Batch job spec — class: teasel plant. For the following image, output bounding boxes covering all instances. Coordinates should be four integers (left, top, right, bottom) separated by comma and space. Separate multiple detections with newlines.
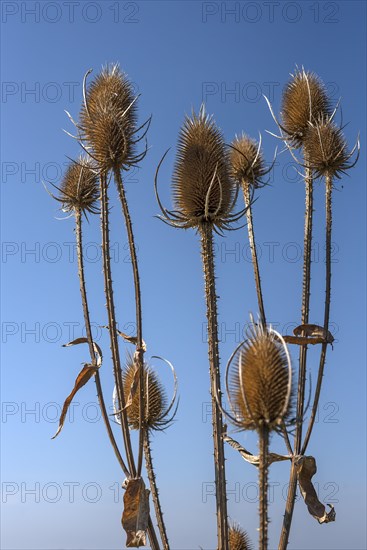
265, 68, 359, 548
46, 157, 129, 470
229, 134, 276, 328
63, 64, 161, 549
155, 105, 246, 550
226, 321, 293, 550
113, 353, 178, 550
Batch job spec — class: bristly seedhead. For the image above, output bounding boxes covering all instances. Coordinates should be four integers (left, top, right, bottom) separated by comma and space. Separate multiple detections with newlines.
304, 116, 359, 179
281, 68, 331, 148
228, 523, 253, 550
122, 355, 169, 431
229, 324, 292, 431
172, 106, 235, 229
59, 157, 99, 214
79, 64, 138, 172
229, 134, 266, 188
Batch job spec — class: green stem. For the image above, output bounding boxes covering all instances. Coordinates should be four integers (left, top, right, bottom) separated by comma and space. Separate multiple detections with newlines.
200, 223, 229, 550
114, 168, 146, 478
278, 160, 313, 550
75, 208, 129, 476
243, 182, 266, 327
144, 430, 170, 550
259, 424, 269, 550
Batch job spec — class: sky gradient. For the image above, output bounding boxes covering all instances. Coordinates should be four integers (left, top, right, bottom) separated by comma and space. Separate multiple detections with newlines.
1, 1, 366, 549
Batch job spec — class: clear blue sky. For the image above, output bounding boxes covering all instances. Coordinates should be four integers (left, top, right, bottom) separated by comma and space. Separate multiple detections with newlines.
1, 1, 366, 549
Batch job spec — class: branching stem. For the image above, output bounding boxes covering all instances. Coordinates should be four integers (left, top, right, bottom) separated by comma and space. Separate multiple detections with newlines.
278, 158, 313, 550
259, 424, 269, 550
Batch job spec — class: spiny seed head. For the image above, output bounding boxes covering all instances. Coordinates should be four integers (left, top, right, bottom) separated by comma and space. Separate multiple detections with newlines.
59, 157, 99, 214
122, 356, 168, 431
230, 325, 292, 431
304, 117, 355, 179
172, 106, 234, 228
281, 68, 331, 148
229, 523, 253, 550
80, 64, 138, 171
230, 134, 266, 188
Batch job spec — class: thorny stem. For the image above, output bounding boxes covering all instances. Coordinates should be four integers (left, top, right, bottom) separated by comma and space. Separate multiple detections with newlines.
75, 208, 129, 475
278, 159, 313, 550
242, 181, 266, 328
100, 172, 136, 477
259, 424, 269, 550
200, 223, 229, 550
114, 168, 146, 478
101, 174, 160, 550
301, 173, 333, 455
143, 430, 170, 550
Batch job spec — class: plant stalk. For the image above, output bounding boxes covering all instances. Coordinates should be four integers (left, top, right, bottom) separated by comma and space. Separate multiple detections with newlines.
200, 222, 229, 550
259, 424, 269, 550
278, 160, 313, 550
75, 208, 129, 476
100, 172, 136, 477
301, 172, 333, 455
114, 167, 146, 478
242, 181, 266, 327
143, 430, 170, 550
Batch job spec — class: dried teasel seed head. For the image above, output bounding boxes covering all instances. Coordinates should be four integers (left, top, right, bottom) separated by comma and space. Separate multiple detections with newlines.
304, 116, 357, 179
59, 157, 99, 214
230, 134, 266, 188
230, 325, 292, 431
122, 355, 168, 431
229, 523, 253, 550
281, 68, 331, 148
172, 106, 234, 228
80, 64, 138, 172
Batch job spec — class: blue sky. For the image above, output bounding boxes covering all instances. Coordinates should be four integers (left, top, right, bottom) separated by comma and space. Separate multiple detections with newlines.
1, 1, 366, 549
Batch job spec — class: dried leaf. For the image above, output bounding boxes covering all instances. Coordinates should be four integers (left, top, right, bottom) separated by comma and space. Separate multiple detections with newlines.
101, 326, 147, 351
293, 324, 334, 346
121, 478, 150, 547
283, 336, 325, 346
224, 434, 290, 466
295, 455, 336, 524
62, 337, 103, 367
51, 364, 98, 439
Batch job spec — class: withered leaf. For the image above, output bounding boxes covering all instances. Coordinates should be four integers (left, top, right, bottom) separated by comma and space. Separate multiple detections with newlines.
63, 337, 103, 367
52, 337, 102, 439
51, 364, 98, 439
224, 434, 290, 466
101, 326, 147, 351
121, 478, 150, 547
283, 336, 326, 346
293, 324, 334, 345
295, 455, 336, 524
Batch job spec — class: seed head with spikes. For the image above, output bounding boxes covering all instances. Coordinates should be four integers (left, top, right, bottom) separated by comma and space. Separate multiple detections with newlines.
56, 157, 99, 215
228, 523, 253, 550
281, 68, 331, 149
304, 116, 360, 179
155, 107, 244, 232
229, 133, 274, 188
79, 64, 147, 172
228, 324, 292, 431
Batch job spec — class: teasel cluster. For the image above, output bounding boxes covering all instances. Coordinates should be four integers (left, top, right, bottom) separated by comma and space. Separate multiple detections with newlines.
227, 322, 293, 550
155, 105, 246, 550
265, 68, 359, 549
52, 64, 166, 550
229, 134, 276, 328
